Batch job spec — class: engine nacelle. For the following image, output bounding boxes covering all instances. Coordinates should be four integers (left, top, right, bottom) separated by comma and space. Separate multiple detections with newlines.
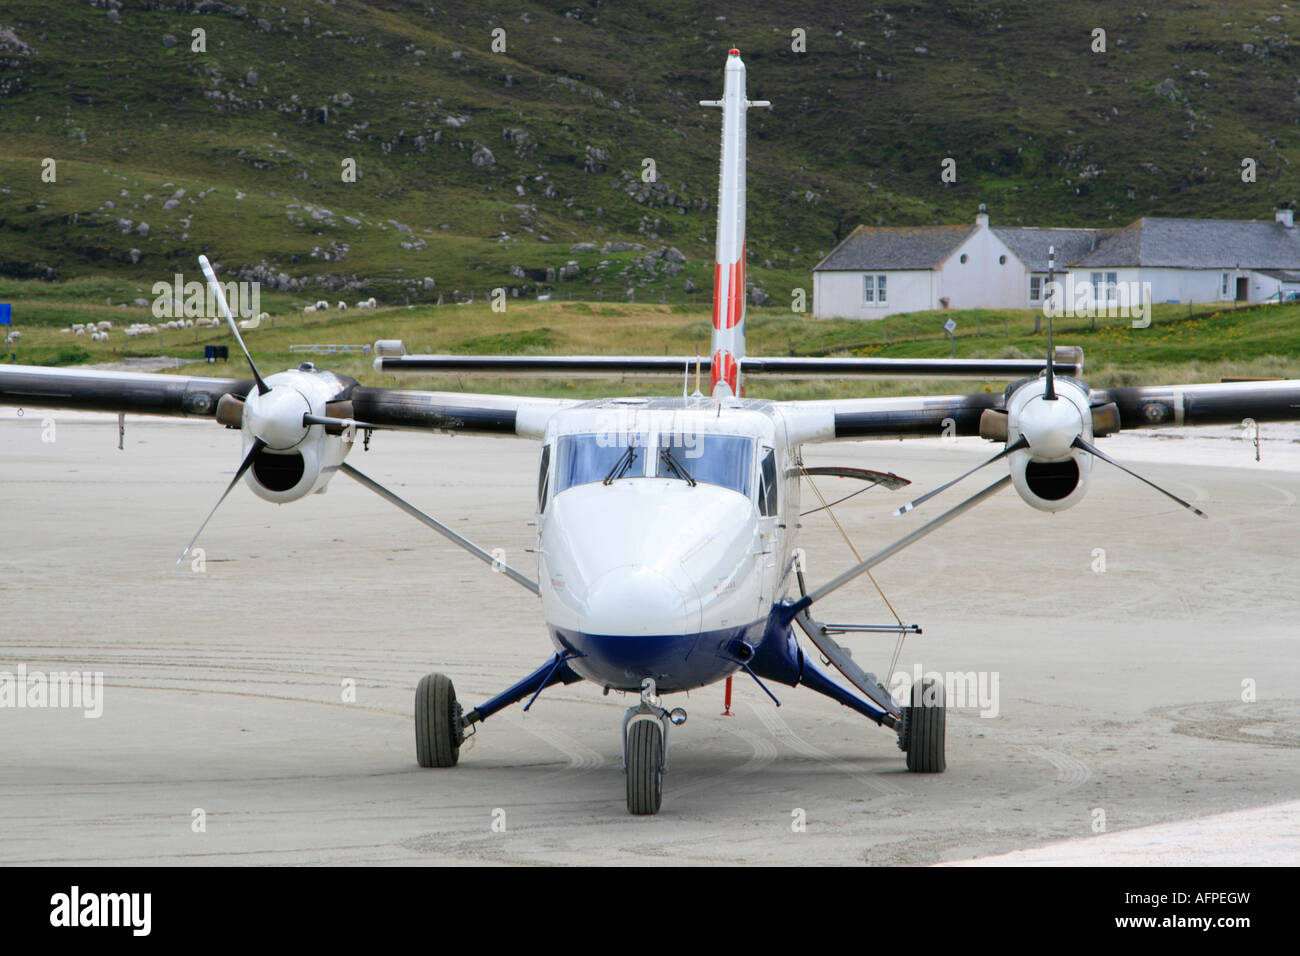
1005, 377, 1093, 513
238, 366, 356, 503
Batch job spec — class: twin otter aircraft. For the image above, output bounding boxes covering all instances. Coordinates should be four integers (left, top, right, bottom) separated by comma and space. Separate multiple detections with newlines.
5, 52, 1300, 814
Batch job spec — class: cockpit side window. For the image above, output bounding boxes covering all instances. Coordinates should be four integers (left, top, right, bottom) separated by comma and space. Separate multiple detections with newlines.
537, 444, 551, 512
759, 447, 778, 516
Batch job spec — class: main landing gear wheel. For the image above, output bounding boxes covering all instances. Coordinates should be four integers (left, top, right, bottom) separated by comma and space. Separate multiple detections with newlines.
901, 677, 946, 773
625, 718, 664, 815
415, 672, 464, 768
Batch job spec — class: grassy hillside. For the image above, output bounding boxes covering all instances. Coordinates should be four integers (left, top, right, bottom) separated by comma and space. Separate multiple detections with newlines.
2, 1, 1300, 307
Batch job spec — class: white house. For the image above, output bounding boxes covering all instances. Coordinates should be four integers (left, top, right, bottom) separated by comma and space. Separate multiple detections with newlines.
812, 205, 1300, 319
1067, 211, 1300, 307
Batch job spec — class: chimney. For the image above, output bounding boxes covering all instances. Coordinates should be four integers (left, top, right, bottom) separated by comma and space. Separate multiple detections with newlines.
976, 203, 989, 227
1276, 205, 1294, 228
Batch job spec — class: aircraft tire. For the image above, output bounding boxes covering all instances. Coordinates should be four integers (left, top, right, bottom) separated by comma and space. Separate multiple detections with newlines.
625, 719, 663, 815
415, 672, 463, 768
904, 677, 946, 773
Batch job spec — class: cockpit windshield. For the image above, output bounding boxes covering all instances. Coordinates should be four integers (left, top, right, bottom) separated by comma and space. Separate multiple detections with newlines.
554, 431, 753, 496
555, 433, 650, 492
655, 434, 752, 496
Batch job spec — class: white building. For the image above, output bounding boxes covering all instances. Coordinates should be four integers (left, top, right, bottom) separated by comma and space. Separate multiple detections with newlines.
812, 206, 1300, 319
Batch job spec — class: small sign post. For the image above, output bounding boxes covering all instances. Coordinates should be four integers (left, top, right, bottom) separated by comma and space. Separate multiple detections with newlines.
943, 317, 957, 357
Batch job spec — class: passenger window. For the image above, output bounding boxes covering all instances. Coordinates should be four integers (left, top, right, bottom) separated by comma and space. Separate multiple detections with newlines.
759, 447, 778, 516
537, 444, 551, 512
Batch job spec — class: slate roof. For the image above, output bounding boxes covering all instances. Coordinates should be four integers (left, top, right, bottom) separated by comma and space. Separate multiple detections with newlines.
814, 214, 1300, 273
990, 227, 1108, 272
1255, 269, 1300, 282
813, 224, 975, 271
1071, 217, 1300, 269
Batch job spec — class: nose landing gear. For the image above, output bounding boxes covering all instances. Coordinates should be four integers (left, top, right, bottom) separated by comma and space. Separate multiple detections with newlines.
622, 678, 687, 815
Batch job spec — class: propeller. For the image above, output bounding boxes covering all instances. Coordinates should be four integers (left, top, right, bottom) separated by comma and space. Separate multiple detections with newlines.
895, 241, 1206, 520
176, 258, 286, 562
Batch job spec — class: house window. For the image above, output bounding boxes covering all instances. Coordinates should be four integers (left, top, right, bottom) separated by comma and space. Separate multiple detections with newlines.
863, 274, 887, 304
998, 254, 1007, 265
1091, 271, 1117, 303
1030, 276, 1042, 302
1221, 273, 1230, 298
960, 254, 968, 264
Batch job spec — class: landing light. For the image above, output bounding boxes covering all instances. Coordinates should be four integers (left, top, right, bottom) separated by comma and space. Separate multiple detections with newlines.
669, 708, 688, 726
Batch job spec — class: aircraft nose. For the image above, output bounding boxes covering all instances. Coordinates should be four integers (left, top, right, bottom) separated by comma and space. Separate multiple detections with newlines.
581, 565, 702, 637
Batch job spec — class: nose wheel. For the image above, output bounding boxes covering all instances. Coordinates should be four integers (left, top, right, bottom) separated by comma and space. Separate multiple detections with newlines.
625, 718, 664, 814
622, 679, 686, 815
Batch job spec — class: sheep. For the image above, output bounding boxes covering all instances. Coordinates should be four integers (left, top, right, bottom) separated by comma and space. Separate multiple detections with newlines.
337, 301, 347, 312
97, 320, 112, 330
75, 327, 86, 336
60, 327, 72, 334
367, 296, 377, 308
257, 312, 269, 322
356, 300, 370, 310
304, 305, 317, 314
314, 299, 329, 310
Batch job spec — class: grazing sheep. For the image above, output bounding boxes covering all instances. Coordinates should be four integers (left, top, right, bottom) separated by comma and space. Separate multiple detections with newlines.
367, 297, 377, 308
75, 327, 86, 336
314, 299, 329, 310
337, 301, 347, 312
356, 300, 370, 310
97, 321, 112, 330
304, 305, 317, 314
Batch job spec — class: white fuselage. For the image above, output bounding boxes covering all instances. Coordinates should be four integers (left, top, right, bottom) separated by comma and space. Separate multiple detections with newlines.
534, 399, 801, 692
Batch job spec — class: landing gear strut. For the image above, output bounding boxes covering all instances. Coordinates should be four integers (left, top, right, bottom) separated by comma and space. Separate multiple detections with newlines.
622, 678, 686, 815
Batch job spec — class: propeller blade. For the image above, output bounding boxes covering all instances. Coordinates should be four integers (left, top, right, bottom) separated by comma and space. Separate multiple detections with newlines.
895, 436, 1028, 516
198, 254, 270, 396
176, 437, 267, 565
1072, 435, 1207, 518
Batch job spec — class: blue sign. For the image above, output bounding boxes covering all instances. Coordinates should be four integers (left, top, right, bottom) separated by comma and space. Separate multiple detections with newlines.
0, 304, 11, 325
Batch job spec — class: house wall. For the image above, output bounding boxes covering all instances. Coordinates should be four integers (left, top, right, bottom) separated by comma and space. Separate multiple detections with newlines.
1248, 272, 1300, 302
1063, 267, 1235, 306
812, 269, 934, 320
934, 227, 1029, 310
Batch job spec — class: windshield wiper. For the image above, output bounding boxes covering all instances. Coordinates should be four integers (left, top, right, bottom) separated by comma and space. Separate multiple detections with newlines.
603, 445, 638, 484
659, 447, 697, 486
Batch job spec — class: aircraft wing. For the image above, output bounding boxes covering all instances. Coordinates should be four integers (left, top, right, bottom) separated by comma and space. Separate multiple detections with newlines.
0, 364, 577, 438
783, 378, 1300, 442
374, 350, 1083, 381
